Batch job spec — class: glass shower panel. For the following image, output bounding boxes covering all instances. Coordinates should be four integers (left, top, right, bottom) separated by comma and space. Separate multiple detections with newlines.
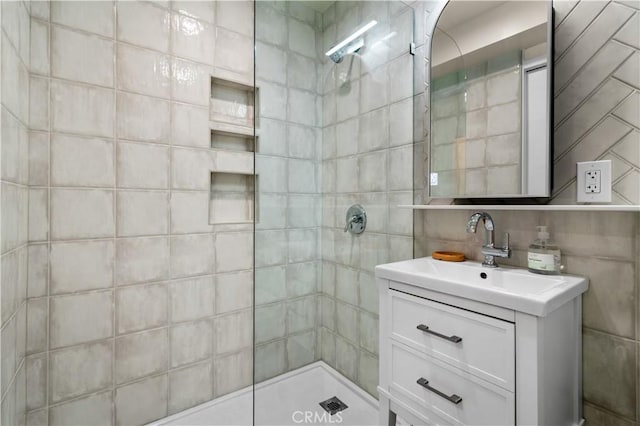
254, 1, 413, 424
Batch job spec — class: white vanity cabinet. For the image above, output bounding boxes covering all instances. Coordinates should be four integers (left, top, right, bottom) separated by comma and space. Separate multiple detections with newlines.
376, 262, 586, 426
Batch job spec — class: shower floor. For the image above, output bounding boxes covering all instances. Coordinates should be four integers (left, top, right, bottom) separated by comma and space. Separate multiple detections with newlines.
150, 361, 378, 426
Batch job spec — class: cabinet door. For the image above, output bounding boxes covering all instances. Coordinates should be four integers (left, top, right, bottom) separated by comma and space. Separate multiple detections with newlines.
390, 343, 515, 425
390, 290, 515, 391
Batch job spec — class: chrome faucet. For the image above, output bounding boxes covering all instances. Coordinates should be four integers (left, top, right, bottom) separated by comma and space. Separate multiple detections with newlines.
466, 212, 511, 268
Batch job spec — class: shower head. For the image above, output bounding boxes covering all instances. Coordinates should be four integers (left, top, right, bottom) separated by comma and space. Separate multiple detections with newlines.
325, 20, 377, 63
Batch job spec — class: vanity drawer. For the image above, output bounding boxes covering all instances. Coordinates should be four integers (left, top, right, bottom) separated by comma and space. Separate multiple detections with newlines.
389, 343, 515, 425
389, 290, 515, 391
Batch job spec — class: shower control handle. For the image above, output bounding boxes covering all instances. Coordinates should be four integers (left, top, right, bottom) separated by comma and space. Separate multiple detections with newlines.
344, 204, 366, 234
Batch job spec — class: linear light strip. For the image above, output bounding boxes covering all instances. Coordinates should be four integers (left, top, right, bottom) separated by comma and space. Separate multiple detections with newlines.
325, 20, 378, 57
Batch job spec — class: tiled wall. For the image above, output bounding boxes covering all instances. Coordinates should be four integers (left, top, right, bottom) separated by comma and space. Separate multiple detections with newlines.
319, 1, 416, 397
253, 0, 323, 383
416, 0, 640, 423
24, 2, 254, 424
1, 1, 31, 425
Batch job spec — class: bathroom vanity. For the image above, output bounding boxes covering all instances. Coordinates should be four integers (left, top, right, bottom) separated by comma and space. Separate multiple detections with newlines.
375, 257, 588, 425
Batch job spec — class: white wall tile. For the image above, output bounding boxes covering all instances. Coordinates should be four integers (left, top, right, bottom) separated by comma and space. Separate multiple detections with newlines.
287, 89, 317, 127
257, 81, 287, 121
170, 320, 213, 367
171, 103, 209, 148
30, 18, 49, 76
117, 142, 170, 189
51, 134, 114, 187
170, 276, 215, 322
286, 262, 317, 298
49, 341, 112, 403
170, 234, 215, 278
51, 189, 114, 240
214, 28, 253, 76
287, 331, 316, 369
29, 77, 48, 131
216, 1, 253, 36
255, 2, 286, 46
288, 18, 315, 58
117, 44, 171, 99
117, 1, 170, 52
28, 188, 48, 242
115, 237, 170, 285
26, 299, 47, 355
171, 58, 211, 106
288, 229, 317, 263
358, 151, 387, 192
170, 191, 214, 234
358, 107, 389, 153
256, 42, 287, 84
49, 392, 113, 426
255, 230, 287, 267
213, 349, 252, 397
50, 240, 114, 294
255, 266, 286, 305
51, 81, 114, 137
215, 232, 252, 273
26, 354, 46, 410
255, 156, 287, 193
1, 38, 29, 123
49, 391, 112, 426
172, 14, 215, 65
115, 375, 167, 426
214, 309, 252, 354
115, 329, 168, 384
50, 291, 113, 348
117, 92, 171, 143
171, 147, 215, 190
288, 159, 317, 193
116, 191, 169, 237
29, 131, 49, 188
116, 283, 168, 335
27, 244, 48, 298
389, 146, 413, 190
51, 1, 114, 37
173, 1, 215, 23
216, 271, 253, 314
168, 362, 213, 415
51, 26, 114, 87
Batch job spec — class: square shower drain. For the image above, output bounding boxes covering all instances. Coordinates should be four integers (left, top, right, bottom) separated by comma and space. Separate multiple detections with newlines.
319, 396, 348, 415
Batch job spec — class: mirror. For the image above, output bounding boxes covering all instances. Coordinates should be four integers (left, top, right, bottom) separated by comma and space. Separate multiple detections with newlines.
428, 1, 552, 198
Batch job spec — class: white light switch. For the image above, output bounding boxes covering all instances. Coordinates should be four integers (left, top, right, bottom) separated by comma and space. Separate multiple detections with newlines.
576, 160, 611, 203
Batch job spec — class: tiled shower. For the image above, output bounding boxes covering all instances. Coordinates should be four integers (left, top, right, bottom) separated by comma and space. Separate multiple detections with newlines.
1, 0, 639, 425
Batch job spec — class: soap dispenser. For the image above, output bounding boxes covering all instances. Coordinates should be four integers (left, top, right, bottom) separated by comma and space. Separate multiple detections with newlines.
527, 226, 561, 275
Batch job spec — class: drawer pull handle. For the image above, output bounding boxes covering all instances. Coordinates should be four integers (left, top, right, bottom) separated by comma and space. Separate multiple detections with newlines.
417, 378, 463, 405
416, 324, 462, 343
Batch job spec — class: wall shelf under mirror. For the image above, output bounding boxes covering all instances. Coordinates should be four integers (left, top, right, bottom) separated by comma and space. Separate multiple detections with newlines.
401, 204, 640, 212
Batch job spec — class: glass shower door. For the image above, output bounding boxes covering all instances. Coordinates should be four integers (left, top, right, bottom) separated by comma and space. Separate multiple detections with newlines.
254, 1, 414, 424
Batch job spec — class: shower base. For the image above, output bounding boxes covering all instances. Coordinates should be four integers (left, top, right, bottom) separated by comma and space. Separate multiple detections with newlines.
149, 361, 378, 426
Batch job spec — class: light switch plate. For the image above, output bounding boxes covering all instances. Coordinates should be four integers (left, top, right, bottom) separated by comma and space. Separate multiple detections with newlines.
576, 160, 612, 203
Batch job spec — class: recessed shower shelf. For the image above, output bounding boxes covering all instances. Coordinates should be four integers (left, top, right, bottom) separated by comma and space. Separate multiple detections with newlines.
210, 76, 256, 129
211, 124, 255, 153
210, 171, 255, 225
400, 204, 640, 212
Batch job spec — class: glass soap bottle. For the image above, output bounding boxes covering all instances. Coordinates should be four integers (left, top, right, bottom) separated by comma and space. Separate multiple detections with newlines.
527, 226, 561, 275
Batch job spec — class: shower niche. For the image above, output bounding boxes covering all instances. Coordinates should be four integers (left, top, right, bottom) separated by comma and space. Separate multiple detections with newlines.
208, 75, 257, 225
210, 77, 256, 130
209, 171, 255, 225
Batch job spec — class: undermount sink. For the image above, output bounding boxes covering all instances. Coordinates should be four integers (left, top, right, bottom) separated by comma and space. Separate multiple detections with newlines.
375, 256, 589, 316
